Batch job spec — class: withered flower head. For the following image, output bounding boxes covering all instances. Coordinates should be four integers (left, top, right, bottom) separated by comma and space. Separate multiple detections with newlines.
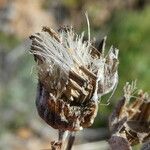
109, 82, 150, 148
29, 25, 119, 131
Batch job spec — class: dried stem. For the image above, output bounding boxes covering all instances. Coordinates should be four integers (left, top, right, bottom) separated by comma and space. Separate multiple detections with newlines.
66, 132, 76, 150
59, 130, 69, 149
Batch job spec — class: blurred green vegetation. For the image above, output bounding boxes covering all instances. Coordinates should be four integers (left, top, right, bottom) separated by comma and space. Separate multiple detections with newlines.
0, 32, 20, 50
93, 6, 150, 128
0, 34, 36, 135
108, 5, 150, 92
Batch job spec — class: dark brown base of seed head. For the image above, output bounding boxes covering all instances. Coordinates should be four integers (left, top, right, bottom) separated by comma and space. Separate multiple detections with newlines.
36, 82, 98, 131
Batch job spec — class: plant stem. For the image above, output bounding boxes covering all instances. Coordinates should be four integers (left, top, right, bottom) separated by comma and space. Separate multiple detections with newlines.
66, 132, 76, 150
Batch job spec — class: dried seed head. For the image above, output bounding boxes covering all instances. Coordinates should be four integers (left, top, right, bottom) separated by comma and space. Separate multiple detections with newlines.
30, 25, 119, 131
109, 82, 150, 146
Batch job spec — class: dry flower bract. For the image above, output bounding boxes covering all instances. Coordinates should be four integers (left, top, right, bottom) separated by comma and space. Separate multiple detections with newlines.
29, 26, 119, 132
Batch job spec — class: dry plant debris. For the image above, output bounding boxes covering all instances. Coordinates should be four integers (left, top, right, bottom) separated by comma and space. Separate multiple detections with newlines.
109, 82, 150, 150
29, 24, 119, 149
